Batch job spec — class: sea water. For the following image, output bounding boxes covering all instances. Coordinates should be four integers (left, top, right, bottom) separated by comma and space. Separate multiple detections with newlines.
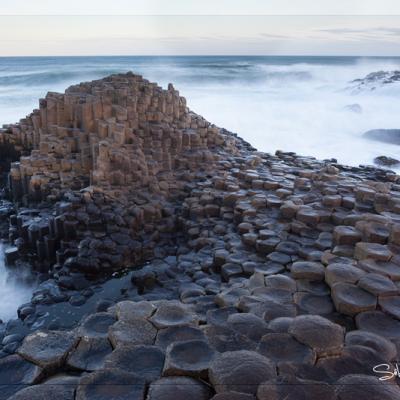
1, 55, 400, 168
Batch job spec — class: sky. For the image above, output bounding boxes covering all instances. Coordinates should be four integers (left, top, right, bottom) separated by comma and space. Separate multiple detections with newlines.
1, 1, 400, 56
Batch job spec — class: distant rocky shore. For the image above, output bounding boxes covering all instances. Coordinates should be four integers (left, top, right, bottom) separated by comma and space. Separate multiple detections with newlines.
0, 73, 400, 399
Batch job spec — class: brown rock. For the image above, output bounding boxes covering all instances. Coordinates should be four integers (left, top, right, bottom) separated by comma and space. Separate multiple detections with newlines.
331, 282, 377, 316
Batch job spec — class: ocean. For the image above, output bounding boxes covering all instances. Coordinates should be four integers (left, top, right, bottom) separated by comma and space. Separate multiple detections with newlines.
1, 55, 400, 169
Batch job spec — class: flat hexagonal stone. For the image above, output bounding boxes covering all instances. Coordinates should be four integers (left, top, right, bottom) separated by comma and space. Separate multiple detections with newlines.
17, 331, 78, 370
316, 345, 386, 381
291, 262, 325, 281
379, 296, 400, 320
78, 312, 116, 338
209, 350, 276, 395
257, 377, 336, 400
147, 377, 212, 400
250, 287, 293, 303
331, 283, 377, 316
335, 374, 400, 400
211, 393, 255, 400
267, 252, 292, 265
296, 207, 320, 226
221, 263, 243, 281
76, 368, 145, 400
333, 225, 362, 245
215, 288, 250, 307
108, 319, 157, 348
254, 262, 285, 275
257, 333, 316, 365
207, 306, 238, 326
288, 315, 344, 357
358, 273, 399, 296
276, 241, 300, 255
67, 337, 113, 371
265, 274, 296, 292
155, 325, 206, 350
345, 330, 397, 361
116, 300, 156, 322
0, 355, 43, 400
203, 325, 257, 352
294, 293, 334, 315
150, 301, 198, 329
104, 345, 164, 382
267, 317, 294, 333
355, 243, 392, 262
356, 311, 400, 340
296, 279, 331, 295
163, 339, 215, 378
325, 263, 365, 287
227, 313, 269, 341
7, 383, 75, 400
358, 259, 400, 281
240, 298, 296, 322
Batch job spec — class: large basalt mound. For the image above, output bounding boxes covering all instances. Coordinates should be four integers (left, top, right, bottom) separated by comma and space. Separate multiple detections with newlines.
0, 73, 252, 275
0, 72, 239, 201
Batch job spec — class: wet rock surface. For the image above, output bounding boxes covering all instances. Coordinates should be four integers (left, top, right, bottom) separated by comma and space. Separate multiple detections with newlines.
351, 70, 400, 91
0, 73, 399, 397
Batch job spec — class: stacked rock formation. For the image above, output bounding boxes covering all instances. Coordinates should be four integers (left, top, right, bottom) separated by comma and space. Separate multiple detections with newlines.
0, 74, 400, 399
0, 73, 244, 274
1, 72, 237, 201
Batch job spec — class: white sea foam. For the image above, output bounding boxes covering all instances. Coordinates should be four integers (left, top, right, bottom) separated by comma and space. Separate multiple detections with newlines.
0, 243, 36, 321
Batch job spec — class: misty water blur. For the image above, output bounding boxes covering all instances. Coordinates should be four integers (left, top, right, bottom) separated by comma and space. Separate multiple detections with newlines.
0, 56, 399, 169
0, 242, 36, 321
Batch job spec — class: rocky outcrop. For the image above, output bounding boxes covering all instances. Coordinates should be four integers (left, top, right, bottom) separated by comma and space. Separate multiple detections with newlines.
350, 70, 400, 91
364, 129, 400, 146
1, 73, 400, 398
0, 73, 249, 276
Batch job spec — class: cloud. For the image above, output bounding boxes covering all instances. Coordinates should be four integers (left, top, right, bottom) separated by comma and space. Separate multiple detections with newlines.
317, 26, 400, 40
259, 33, 291, 40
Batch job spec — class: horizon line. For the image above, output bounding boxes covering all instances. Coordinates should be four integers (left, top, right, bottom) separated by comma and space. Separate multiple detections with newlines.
1, 54, 400, 58
0, 54, 400, 60
1, 14, 400, 16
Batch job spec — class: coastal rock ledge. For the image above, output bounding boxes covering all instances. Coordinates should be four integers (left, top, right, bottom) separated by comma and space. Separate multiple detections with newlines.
0, 73, 400, 399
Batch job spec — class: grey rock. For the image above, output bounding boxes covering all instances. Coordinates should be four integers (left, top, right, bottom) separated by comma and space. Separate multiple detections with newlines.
257, 333, 316, 365
79, 312, 116, 339
150, 301, 198, 329
163, 339, 215, 378
17, 331, 78, 370
209, 350, 276, 395
76, 368, 146, 400
104, 345, 164, 382
147, 376, 212, 400
288, 315, 344, 357
155, 325, 205, 350
0, 354, 43, 400
67, 336, 112, 371
335, 374, 400, 399
345, 330, 397, 361
7, 383, 75, 400
108, 319, 157, 348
